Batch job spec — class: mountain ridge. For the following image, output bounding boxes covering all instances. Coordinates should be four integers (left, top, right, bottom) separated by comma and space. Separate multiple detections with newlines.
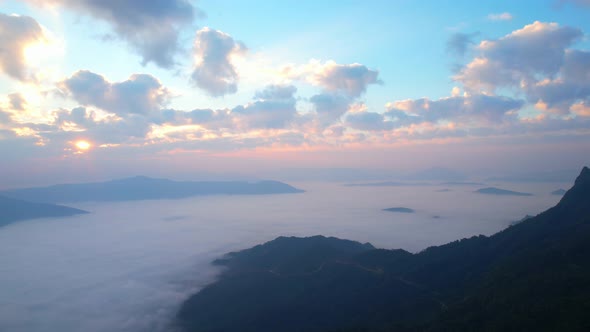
176, 166, 590, 332
0, 176, 304, 204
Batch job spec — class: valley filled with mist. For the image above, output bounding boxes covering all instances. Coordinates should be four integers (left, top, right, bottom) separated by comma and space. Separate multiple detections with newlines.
0, 180, 566, 331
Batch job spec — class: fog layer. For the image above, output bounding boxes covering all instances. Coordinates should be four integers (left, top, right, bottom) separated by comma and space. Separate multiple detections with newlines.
0, 182, 565, 331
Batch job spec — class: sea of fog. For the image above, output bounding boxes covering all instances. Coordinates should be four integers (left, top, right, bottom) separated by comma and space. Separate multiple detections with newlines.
0, 181, 569, 332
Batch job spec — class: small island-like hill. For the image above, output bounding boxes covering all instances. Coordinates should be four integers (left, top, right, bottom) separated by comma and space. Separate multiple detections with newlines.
383, 207, 415, 213
475, 187, 533, 196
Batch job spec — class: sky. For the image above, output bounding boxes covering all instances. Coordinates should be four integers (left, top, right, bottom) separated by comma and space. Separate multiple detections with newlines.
0, 0, 589, 187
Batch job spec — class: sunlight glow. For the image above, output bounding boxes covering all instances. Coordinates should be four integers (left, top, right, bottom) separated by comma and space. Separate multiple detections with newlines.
75, 140, 91, 151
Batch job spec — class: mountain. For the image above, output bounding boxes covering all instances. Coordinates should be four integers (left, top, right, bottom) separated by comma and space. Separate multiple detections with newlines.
551, 188, 567, 196
475, 187, 533, 196
0, 195, 87, 227
0, 176, 304, 204
344, 181, 430, 187
177, 166, 590, 332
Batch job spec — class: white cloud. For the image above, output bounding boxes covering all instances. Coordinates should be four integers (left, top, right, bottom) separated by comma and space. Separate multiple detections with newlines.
0, 13, 46, 81
24, 0, 199, 68
61, 70, 171, 116
456, 21, 583, 93
281, 60, 381, 98
191, 28, 246, 97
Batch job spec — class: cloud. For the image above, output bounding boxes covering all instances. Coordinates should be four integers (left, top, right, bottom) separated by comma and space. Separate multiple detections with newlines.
0, 110, 13, 124
25, 0, 198, 68
487, 12, 513, 21
387, 94, 524, 125
8, 93, 27, 111
447, 32, 478, 56
61, 70, 171, 116
0, 13, 46, 81
310, 93, 351, 125
345, 110, 393, 131
526, 50, 590, 114
45, 106, 153, 147
191, 28, 246, 97
231, 84, 298, 129
155, 85, 299, 131
452, 22, 589, 116
254, 84, 296, 100
456, 22, 583, 92
311, 61, 381, 98
282, 60, 381, 98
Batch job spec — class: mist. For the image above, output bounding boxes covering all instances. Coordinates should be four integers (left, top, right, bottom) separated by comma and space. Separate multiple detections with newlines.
0, 181, 566, 331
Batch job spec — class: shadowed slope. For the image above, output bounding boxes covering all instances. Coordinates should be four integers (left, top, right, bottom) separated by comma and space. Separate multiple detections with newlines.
177, 167, 590, 332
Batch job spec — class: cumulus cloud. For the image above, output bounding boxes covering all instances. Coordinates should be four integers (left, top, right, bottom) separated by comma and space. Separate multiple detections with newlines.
278, 60, 382, 128
310, 93, 351, 125
154, 85, 299, 131
386, 94, 524, 125
282, 60, 381, 98
487, 12, 513, 21
312, 62, 381, 98
45, 106, 153, 147
0, 110, 13, 124
61, 70, 171, 116
526, 50, 590, 114
0, 13, 46, 81
346, 110, 393, 131
8, 93, 27, 111
231, 84, 298, 129
456, 21, 583, 92
25, 0, 198, 68
191, 28, 246, 97
453, 21, 590, 116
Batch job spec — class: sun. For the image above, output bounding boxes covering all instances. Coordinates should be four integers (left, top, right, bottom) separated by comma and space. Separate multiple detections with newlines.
75, 140, 91, 151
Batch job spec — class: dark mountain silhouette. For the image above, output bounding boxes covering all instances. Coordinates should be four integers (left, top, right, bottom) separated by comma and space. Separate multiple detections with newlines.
0, 176, 304, 204
475, 187, 533, 196
0, 195, 87, 227
177, 167, 590, 332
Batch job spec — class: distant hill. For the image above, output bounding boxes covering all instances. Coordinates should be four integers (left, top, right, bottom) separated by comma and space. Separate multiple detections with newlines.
0, 176, 304, 204
0, 195, 87, 227
440, 181, 485, 186
344, 181, 430, 187
475, 187, 533, 196
383, 207, 415, 213
177, 167, 590, 332
486, 169, 579, 183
